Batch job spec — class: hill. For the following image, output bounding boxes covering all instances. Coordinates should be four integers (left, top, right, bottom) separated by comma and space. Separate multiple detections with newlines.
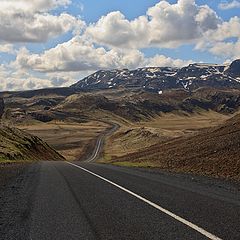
2, 86, 240, 125
110, 113, 240, 180
0, 126, 65, 162
0, 98, 4, 118
54, 88, 240, 122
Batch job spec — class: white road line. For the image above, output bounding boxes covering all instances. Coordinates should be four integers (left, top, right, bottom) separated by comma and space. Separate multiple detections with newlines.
87, 137, 102, 162
67, 162, 223, 240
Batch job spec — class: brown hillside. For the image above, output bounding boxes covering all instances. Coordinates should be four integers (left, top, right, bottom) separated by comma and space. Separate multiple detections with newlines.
113, 114, 240, 180
0, 126, 65, 162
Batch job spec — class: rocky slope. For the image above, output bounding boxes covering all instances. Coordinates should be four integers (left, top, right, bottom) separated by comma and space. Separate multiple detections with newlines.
0, 98, 4, 118
72, 59, 240, 92
55, 88, 240, 122
0, 126, 65, 162
112, 113, 240, 180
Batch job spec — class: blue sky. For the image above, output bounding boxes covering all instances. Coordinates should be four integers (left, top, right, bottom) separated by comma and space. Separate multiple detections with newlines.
0, 0, 239, 90
26, 0, 240, 61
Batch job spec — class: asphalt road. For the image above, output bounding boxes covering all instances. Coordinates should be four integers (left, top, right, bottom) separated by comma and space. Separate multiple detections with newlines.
0, 161, 240, 240
86, 122, 119, 163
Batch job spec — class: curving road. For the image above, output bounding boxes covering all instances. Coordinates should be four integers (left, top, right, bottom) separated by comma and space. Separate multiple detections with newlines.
86, 122, 119, 163
0, 122, 240, 240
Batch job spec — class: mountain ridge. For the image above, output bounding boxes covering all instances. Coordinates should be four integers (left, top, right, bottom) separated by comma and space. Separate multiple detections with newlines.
71, 59, 240, 92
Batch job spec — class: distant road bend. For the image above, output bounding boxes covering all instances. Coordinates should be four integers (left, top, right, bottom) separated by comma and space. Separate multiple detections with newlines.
0, 122, 240, 240
86, 121, 119, 163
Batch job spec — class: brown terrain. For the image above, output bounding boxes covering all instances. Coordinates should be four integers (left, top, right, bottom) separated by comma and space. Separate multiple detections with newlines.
108, 113, 240, 180
0, 82, 240, 181
0, 97, 66, 187
20, 121, 108, 161
0, 125, 65, 188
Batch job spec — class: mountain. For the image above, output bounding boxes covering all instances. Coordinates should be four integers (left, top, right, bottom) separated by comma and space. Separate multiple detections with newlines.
71, 59, 240, 92
225, 59, 240, 78
1, 59, 240, 124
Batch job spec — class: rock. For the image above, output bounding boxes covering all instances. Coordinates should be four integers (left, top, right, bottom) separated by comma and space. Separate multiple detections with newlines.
225, 59, 240, 78
0, 98, 4, 118
71, 60, 240, 92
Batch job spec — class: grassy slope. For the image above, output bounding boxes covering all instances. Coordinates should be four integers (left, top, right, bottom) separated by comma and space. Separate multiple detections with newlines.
107, 113, 240, 180
0, 126, 65, 162
20, 121, 108, 161
103, 111, 230, 159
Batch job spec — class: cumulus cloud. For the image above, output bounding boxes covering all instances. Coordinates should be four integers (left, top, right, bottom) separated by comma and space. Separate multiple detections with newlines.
1, 0, 239, 91
0, 0, 71, 13
144, 55, 192, 68
195, 16, 240, 60
0, 64, 53, 91
209, 40, 240, 59
219, 0, 240, 10
0, 44, 15, 54
207, 16, 240, 41
13, 36, 192, 74
0, 0, 84, 43
86, 12, 149, 49
13, 37, 145, 72
85, 0, 221, 49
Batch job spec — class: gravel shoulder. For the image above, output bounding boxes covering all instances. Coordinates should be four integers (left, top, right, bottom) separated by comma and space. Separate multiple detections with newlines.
0, 163, 40, 240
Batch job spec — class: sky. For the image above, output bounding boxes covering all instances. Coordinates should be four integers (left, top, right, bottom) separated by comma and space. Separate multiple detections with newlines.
0, 0, 239, 91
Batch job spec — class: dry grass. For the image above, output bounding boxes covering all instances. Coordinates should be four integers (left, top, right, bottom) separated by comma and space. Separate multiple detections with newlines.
19, 120, 108, 161
109, 113, 240, 180
137, 110, 230, 137
0, 126, 64, 162
103, 111, 232, 161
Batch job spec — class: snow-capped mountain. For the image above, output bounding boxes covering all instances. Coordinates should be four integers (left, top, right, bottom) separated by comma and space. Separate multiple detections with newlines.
71, 59, 240, 92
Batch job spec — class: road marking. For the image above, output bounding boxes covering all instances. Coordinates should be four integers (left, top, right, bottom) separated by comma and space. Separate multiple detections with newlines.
67, 162, 222, 240
86, 123, 119, 163
86, 137, 101, 162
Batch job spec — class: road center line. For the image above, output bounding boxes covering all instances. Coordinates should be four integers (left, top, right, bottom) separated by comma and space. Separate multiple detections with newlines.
67, 162, 222, 240
87, 138, 101, 162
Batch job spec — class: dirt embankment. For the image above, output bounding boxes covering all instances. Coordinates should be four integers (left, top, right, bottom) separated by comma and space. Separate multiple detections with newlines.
111, 114, 240, 181
0, 98, 4, 118
0, 126, 65, 162
0, 125, 65, 188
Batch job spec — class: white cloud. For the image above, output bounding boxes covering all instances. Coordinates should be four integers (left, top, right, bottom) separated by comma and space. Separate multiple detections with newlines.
0, 0, 239, 91
195, 16, 240, 60
219, 0, 240, 10
144, 55, 193, 68
0, 0, 71, 13
0, 0, 84, 43
0, 64, 53, 91
13, 37, 145, 72
0, 44, 15, 54
85, 0, 221, 49
205, 16, 240, 42
86, 11, 149, 49
209, 40, 240, 59
13, 36, 192, 74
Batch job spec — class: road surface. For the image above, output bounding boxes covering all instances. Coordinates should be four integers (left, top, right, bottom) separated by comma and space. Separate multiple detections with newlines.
86, 122, 119, 163
0, 161, 240, 240
0, 123, 239, 239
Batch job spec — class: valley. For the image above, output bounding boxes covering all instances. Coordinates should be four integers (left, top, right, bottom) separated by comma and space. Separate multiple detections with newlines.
1, 1, 240, 239
0, 61, 240, 240
19, 120, 108, 161
1, 59, 240, 182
